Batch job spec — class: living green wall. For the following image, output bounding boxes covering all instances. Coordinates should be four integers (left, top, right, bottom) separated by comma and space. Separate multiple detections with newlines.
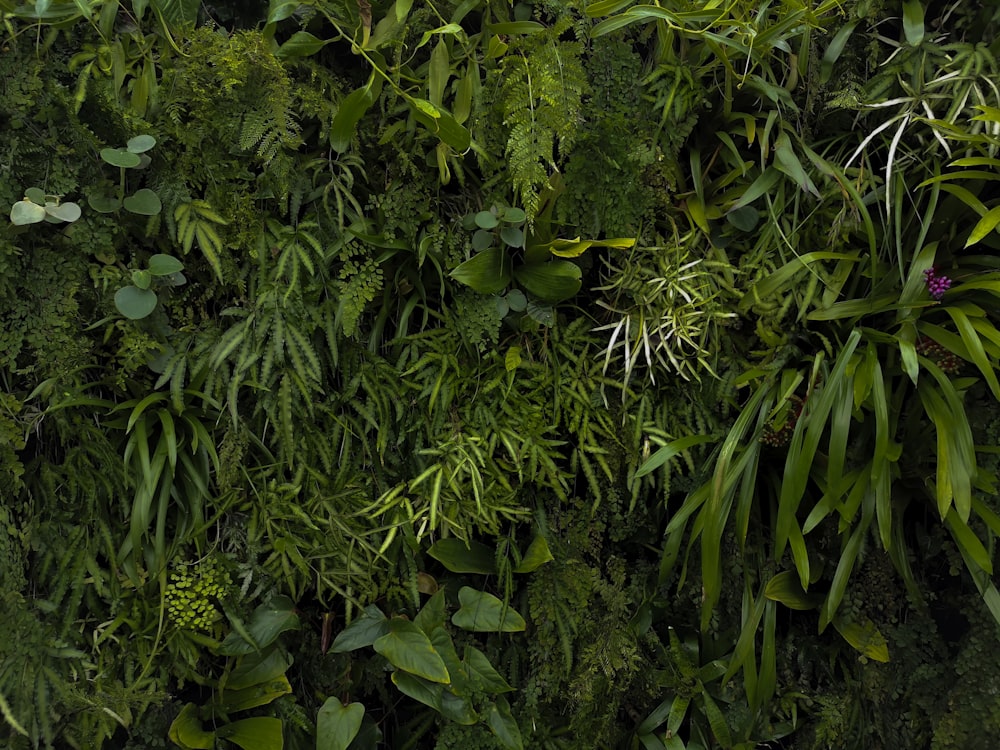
2, 0, 1000, 748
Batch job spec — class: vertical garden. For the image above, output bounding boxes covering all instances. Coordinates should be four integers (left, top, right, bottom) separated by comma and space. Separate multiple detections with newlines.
3, 0, 1000, 747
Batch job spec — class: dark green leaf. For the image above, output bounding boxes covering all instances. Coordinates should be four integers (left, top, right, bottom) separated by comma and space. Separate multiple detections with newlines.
485, 696, 523, 750
115, 286, 157, 319
123, 189, 162, 216
450, 248, 512, 294
218, 596, 300, 655
331, 84, 377, 153
216, 717, 284, 750
330, 605, 389, 653
514, 261, 581, 302
101, 148, 141, 168
427, 538, 496, 574
147, 254, 184, 276
276, 31, 329, 59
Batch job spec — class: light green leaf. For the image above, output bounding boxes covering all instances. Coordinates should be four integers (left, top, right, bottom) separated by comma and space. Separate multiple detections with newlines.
634, 434, 716, 479
126, 134, 156, 153
218, 596, 300, 655
148, 254, 184, 276
276, 31, 329, 59
488, 20, 544, 34
451, 587, 526, 632
832, 616, 890, 662
10, 200, 46, 225
330, 83, 377, 153
214, 675, 291, 713
317, 697, 364, 750
132, 269, 152, 290
764, 571, 824, 610
374, 619, 450, 683
24, 187, 46, 205
168, 704, 214, 750
450, 248, 512, 294
513, 535, 553, 573
901, 0, 924, 45
965, 205, 1000, 248
44, 202, 81, 222
101, 147, 141, 168
216, 717, 284, 750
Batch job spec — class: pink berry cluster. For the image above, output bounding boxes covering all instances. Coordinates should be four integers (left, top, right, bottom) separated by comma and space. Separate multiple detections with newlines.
923, 267, 952, 300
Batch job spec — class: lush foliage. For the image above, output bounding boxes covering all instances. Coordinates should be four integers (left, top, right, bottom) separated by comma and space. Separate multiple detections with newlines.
3, 0, 1000, 748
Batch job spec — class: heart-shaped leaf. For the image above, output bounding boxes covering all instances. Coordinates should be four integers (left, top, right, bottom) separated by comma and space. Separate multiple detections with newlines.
427, 539, 496, 574
331, 604, 389, 653
450, 248, 511, 294
101, 148, 141, 168
89, 194, 123, 213
123, 189, 162, 215
114, 286, 158, 319
317, 697, 365, 750
44, 202, 82, 223
10, 200, 46, 225
451, 587, 526, 632
216, 717, 284, 750
373, 619, 450, 683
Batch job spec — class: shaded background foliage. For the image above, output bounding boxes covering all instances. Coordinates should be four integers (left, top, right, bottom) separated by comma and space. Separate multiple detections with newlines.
3, 0, 1000, 748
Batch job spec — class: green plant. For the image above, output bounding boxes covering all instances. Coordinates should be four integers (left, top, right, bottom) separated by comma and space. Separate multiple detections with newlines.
9, 187, 81, 225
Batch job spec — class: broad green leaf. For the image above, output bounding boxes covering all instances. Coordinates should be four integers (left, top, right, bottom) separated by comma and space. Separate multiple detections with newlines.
475, 211, 498, 229
726, 206, 759, 231
126, 134, 156, 153
832, 617, 890, 662
374, 619, 450, 683
148, 254, 184, 276
513, 535, 553, 573
451, 586, 526, 632
500, 226, 524, 248
317, 697, 364, 750
214, 675, 291, 713
585, 0, 634, 16
427, 538, 496, 573
168, 704, 214, 750
101, 147, 141, 168
450, 248, 512, 294
464, 646, 514, 693
428, 40, 449, 106
514, 261, 581, 302
10, 200, 46, 225
946, 508, 992, 574
485, 697, 523, 750
407, 98, 471, 151
115, 286, 157, 319
901, 0, 924, 45
965, 205, 1000, 248
330, 605, 389, 652
123, 188, 162, 215
390, 669, 443, 711
764, 571, 823, 610
276, 31, 329, 59
218, 596, 300, 655
151, 0, 198, 25
44, 202, 81, 222
227, 648, 292, 691
820, 21, 858, 82
216, 717, 284, 750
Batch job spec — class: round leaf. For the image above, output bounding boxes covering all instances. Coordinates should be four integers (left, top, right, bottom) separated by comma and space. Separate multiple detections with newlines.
44, 202, 81, 223
115, 286, 157, 319
10, 200, 46, 225
495, 296, 510, 317
123, 189, 162, 216
475, 210, 499, 229
500, 206, 526, 224
100, 148, 141, 168
500, 226, 524, 248
373, 619, 450, 683
472, 229, 494, 252
126, 134, 156, 153
165, 271, 187, 287
506, 289, 527, 312
461, 213, 478, 231
89, 194, 123, 213
24, 187, 46, 205
132, 269, 152, 290
147, 254, 184, 276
